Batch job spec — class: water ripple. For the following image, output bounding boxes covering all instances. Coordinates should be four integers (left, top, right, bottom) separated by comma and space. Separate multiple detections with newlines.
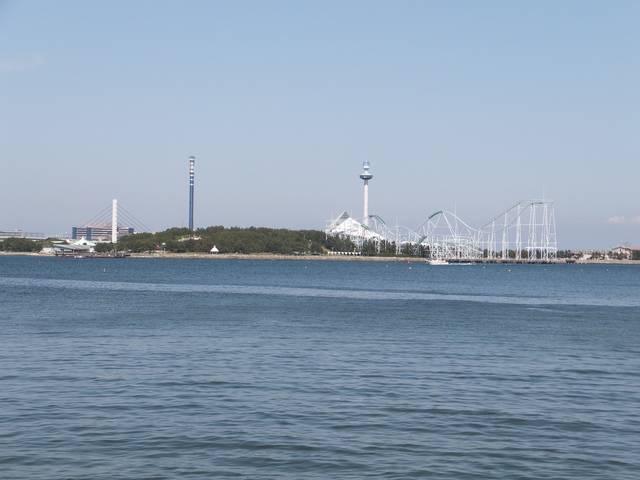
2, 276, 639, 307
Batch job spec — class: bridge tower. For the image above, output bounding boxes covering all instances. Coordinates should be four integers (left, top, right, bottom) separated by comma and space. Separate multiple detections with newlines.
111, 199, 118, 242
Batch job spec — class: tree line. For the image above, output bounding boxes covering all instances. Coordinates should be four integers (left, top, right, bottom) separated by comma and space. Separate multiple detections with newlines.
94, 226, 357, 255
2, 231, 639, 260
0, 237, 44, 252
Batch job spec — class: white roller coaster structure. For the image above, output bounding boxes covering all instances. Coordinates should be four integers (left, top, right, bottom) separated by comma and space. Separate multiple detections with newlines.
326, 199, 557, 262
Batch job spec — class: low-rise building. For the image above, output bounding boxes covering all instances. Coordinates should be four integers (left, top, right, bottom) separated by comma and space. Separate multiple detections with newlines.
610, 244, 640, 259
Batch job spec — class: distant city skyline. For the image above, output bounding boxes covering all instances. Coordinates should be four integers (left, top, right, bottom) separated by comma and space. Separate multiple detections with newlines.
1, 1, 639, 249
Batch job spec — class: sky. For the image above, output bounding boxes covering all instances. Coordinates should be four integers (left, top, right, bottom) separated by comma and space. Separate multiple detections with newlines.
1, 0, 639, 249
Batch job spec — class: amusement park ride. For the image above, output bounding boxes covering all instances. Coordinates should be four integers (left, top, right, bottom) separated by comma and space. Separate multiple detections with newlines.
326, 163, 558, 262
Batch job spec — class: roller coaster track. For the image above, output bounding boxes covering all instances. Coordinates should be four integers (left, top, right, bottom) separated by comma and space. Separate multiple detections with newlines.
326, 199, 557, 261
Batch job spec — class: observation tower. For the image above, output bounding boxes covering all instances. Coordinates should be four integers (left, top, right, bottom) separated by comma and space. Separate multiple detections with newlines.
360, 162, 373, 227
188, 156, 195, 231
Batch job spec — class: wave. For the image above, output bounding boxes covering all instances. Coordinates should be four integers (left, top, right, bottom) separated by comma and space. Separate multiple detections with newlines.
1, 277, 637, 308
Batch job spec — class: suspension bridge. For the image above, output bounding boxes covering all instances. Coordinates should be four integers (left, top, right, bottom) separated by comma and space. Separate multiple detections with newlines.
72, 199, 151, 242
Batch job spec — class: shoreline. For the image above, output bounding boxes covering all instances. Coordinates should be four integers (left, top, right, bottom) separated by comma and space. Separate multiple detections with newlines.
2, 251, 639, 264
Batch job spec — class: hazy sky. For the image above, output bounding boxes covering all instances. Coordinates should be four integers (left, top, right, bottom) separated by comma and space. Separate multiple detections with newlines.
1, 0, 639, 248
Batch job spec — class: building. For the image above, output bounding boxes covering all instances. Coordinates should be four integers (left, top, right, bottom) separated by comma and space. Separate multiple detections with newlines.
610, 244, 640, 259
72, 223, 134, 241
0, 230, 47, 239
52, 243, 93, 256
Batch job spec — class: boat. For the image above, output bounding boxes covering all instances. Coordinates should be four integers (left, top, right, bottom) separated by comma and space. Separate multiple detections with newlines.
426, 259, 449, 265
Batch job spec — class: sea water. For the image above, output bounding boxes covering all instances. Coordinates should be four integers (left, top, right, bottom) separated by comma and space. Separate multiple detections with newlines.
0, 256, 638, 479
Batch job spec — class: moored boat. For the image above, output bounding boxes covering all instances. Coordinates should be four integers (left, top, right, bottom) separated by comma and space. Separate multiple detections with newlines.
426, 259, 449, 265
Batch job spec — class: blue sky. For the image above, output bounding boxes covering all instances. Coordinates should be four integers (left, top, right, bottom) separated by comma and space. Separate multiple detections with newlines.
1, 0, 638, 248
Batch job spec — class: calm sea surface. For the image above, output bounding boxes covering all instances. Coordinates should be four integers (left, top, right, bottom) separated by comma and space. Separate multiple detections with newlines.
1, 256, 638, 479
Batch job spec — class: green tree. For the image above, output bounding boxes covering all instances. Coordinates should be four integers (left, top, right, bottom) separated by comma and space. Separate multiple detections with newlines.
361, 241, 378, 256
94, 243, 113, 253
400, 243, 414, 256
93, 225, 424, 257
0, 237, 42, 252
